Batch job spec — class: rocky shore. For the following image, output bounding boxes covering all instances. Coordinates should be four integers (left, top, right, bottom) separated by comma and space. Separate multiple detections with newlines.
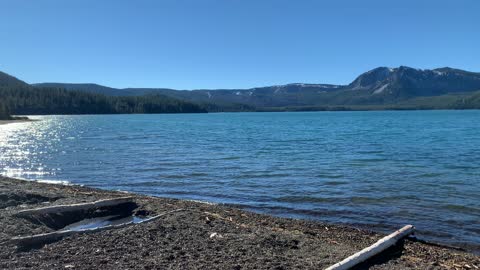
0, 176, 478, 269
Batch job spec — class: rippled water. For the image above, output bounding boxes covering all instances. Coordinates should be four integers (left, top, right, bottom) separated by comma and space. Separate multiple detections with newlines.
1, 111, 479, 250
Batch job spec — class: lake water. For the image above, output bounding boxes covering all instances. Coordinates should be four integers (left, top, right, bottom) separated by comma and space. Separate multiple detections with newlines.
1, 111, 479, 251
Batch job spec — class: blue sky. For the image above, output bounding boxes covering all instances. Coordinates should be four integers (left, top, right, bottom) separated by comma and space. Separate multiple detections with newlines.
1, 0, 479, 89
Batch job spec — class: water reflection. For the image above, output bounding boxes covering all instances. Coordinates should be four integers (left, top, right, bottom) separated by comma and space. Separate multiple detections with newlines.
0, 116, 63, 179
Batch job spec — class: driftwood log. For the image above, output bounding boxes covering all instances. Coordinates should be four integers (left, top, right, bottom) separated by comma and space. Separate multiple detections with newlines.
325, 225, 415, 270
14, 197, 134, 217
11, 209, 185, 248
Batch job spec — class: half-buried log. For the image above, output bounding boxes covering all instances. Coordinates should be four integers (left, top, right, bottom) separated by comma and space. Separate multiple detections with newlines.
325, 225, 415, 270
10, 209, 185, 249
15, 197, 134, 217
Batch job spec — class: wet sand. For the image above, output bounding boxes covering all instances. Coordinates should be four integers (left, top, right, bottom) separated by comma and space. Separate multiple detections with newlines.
0, 176, 478, 269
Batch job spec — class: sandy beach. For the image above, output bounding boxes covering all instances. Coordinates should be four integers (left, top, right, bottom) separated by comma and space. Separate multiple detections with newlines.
0, 176, 478, 269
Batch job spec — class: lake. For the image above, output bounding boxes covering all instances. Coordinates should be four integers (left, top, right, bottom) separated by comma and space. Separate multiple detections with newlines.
1, 111, 479, 250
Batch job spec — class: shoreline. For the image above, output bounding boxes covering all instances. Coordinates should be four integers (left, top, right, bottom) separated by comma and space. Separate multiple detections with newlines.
1, 109, 480, 119
1, 176, 478, 269
8, 176, 478, 253
0, 118, 37, 125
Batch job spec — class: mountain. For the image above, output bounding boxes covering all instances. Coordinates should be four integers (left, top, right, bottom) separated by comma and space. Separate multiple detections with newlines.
33, 66, 480, 109
347, 66, 480, 98
0, 71, 30, 88
12, 66, 480, 117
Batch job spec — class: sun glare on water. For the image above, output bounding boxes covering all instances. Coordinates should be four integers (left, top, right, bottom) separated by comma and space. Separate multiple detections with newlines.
0, 117, 60, 180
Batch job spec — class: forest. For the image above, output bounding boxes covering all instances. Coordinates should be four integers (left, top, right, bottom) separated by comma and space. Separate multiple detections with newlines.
0, 102, 12, 120
0, 86, 207, 119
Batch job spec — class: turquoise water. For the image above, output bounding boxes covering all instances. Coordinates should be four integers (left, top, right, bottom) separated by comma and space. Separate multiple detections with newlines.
0, 111, 479, 250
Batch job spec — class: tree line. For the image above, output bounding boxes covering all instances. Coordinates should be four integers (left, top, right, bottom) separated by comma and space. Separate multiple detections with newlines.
0, 86, 207, 118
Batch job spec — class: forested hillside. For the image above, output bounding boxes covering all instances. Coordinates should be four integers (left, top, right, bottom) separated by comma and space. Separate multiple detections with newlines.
0, 71, 207, 115
0, 102, 12, 120
0, 86, 207, 115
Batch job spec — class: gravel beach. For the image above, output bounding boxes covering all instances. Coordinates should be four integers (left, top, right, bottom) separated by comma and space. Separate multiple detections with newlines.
0, 176, 478, 269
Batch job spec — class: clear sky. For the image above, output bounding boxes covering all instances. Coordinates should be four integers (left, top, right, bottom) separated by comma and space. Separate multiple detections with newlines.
1, 0, 479, 89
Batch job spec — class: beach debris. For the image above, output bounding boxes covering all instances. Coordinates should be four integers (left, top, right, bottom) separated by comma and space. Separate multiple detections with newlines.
325, 225, 415, 270
203, 211, 223, 220
327, 240, 339, 245
14, 197, 139, 231
209, 232, 223, 239
10, 209, 185, 250
15, 197, 134, 217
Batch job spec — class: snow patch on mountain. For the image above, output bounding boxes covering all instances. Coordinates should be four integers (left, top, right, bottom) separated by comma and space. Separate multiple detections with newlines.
373, 83, 389, 94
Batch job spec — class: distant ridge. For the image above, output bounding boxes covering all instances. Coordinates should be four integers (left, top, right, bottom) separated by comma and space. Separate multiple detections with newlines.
31, 66, 480, 109
32, 83, 165, 96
